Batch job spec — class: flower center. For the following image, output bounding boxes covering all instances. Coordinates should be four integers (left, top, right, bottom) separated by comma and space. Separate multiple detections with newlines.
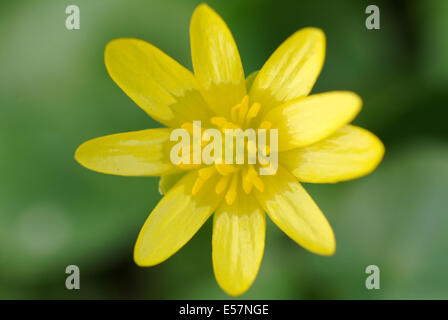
175, 95, 277, 205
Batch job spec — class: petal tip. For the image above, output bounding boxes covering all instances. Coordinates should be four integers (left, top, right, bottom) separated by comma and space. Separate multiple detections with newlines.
319, 229, 336, 256
350, 91, 363, 108
74, 142, 88, 168
309, 236, 336, 256
215, 277, 252, 297
133, 240, 159, 267
322, 240, 336, 256
298, 27, 326, 46
104, 37, 150, 65
193, 3, 213, 14
302, 26, 325, 36
224, 287, 249, 297
104, 38, 127, 59
191, 3, 215, 23
133, 255, 147, 267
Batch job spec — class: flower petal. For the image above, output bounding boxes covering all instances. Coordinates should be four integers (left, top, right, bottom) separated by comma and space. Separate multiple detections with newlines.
75, 129, 181, 176
254, 166, 335, 255
105, 38, 213, 127
190, 4, 246, 117
250, 27, 325, 117
212, 190, 265, 296
264, 91, 362, 151
281, 125, 385, 183
134, 171, 223, 266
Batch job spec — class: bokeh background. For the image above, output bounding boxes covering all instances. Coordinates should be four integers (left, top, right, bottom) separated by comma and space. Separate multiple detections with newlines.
1, 0, 447, 299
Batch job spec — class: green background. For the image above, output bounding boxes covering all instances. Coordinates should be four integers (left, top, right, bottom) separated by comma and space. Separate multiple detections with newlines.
1, 0, 447, 299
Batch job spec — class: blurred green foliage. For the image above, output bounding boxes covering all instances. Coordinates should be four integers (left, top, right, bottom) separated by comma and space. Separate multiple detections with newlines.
0, 0, 447, 299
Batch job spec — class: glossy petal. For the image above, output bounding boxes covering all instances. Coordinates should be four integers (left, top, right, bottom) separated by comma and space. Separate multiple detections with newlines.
264, 91, 362, 151
134, 171, 223, 266
254, 166, 335, 255
105, 38, 213, 127
250, 27, 325, 117
281, 125, 385, 183
213, 190, 265, 296
75, 129, 180, 176
190, 4, 246, 117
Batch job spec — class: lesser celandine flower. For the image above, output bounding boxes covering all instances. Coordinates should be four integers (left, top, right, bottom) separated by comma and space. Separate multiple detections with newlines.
75, 4, 384, 296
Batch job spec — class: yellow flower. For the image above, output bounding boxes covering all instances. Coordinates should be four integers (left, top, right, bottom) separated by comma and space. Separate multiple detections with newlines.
75, 4, 384, 296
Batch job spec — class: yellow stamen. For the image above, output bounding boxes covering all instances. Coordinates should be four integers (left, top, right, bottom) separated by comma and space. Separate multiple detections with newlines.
215, 163, 237, 175
181, 122, 194, 134
215, 174, 230, 194
192, 167, 216, 195
259, 120, 272, 130
252, 175, 264, 192
231, 103, 241, 123
225, 172, 238, 205
242, 167, 253, 194
186, 97, 270, 198
223, 122, 239, 130
238, 95, 249, 124
192, 177, 205, 195
211, 116, 239, 132
242, 165, 265, 194
244, 102, 261, 127
211, 117, 228, 128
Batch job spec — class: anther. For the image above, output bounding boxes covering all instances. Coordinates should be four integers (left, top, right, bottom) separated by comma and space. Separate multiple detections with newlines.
215, 174, 230, 194
244, 102, 261, 127
225, 172, 238, 205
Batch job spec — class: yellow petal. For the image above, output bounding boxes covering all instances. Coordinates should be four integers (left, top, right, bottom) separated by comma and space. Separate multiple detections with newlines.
134, 171, 223, 266
254, 166, 335, 255
281, 125, 385, 183
250, 27, 325, 118
105, 38, 213, 127
264, 91, 362, 151
75, 129, 180, 176
190, 4, 246, 117
213, 190, 265, 296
